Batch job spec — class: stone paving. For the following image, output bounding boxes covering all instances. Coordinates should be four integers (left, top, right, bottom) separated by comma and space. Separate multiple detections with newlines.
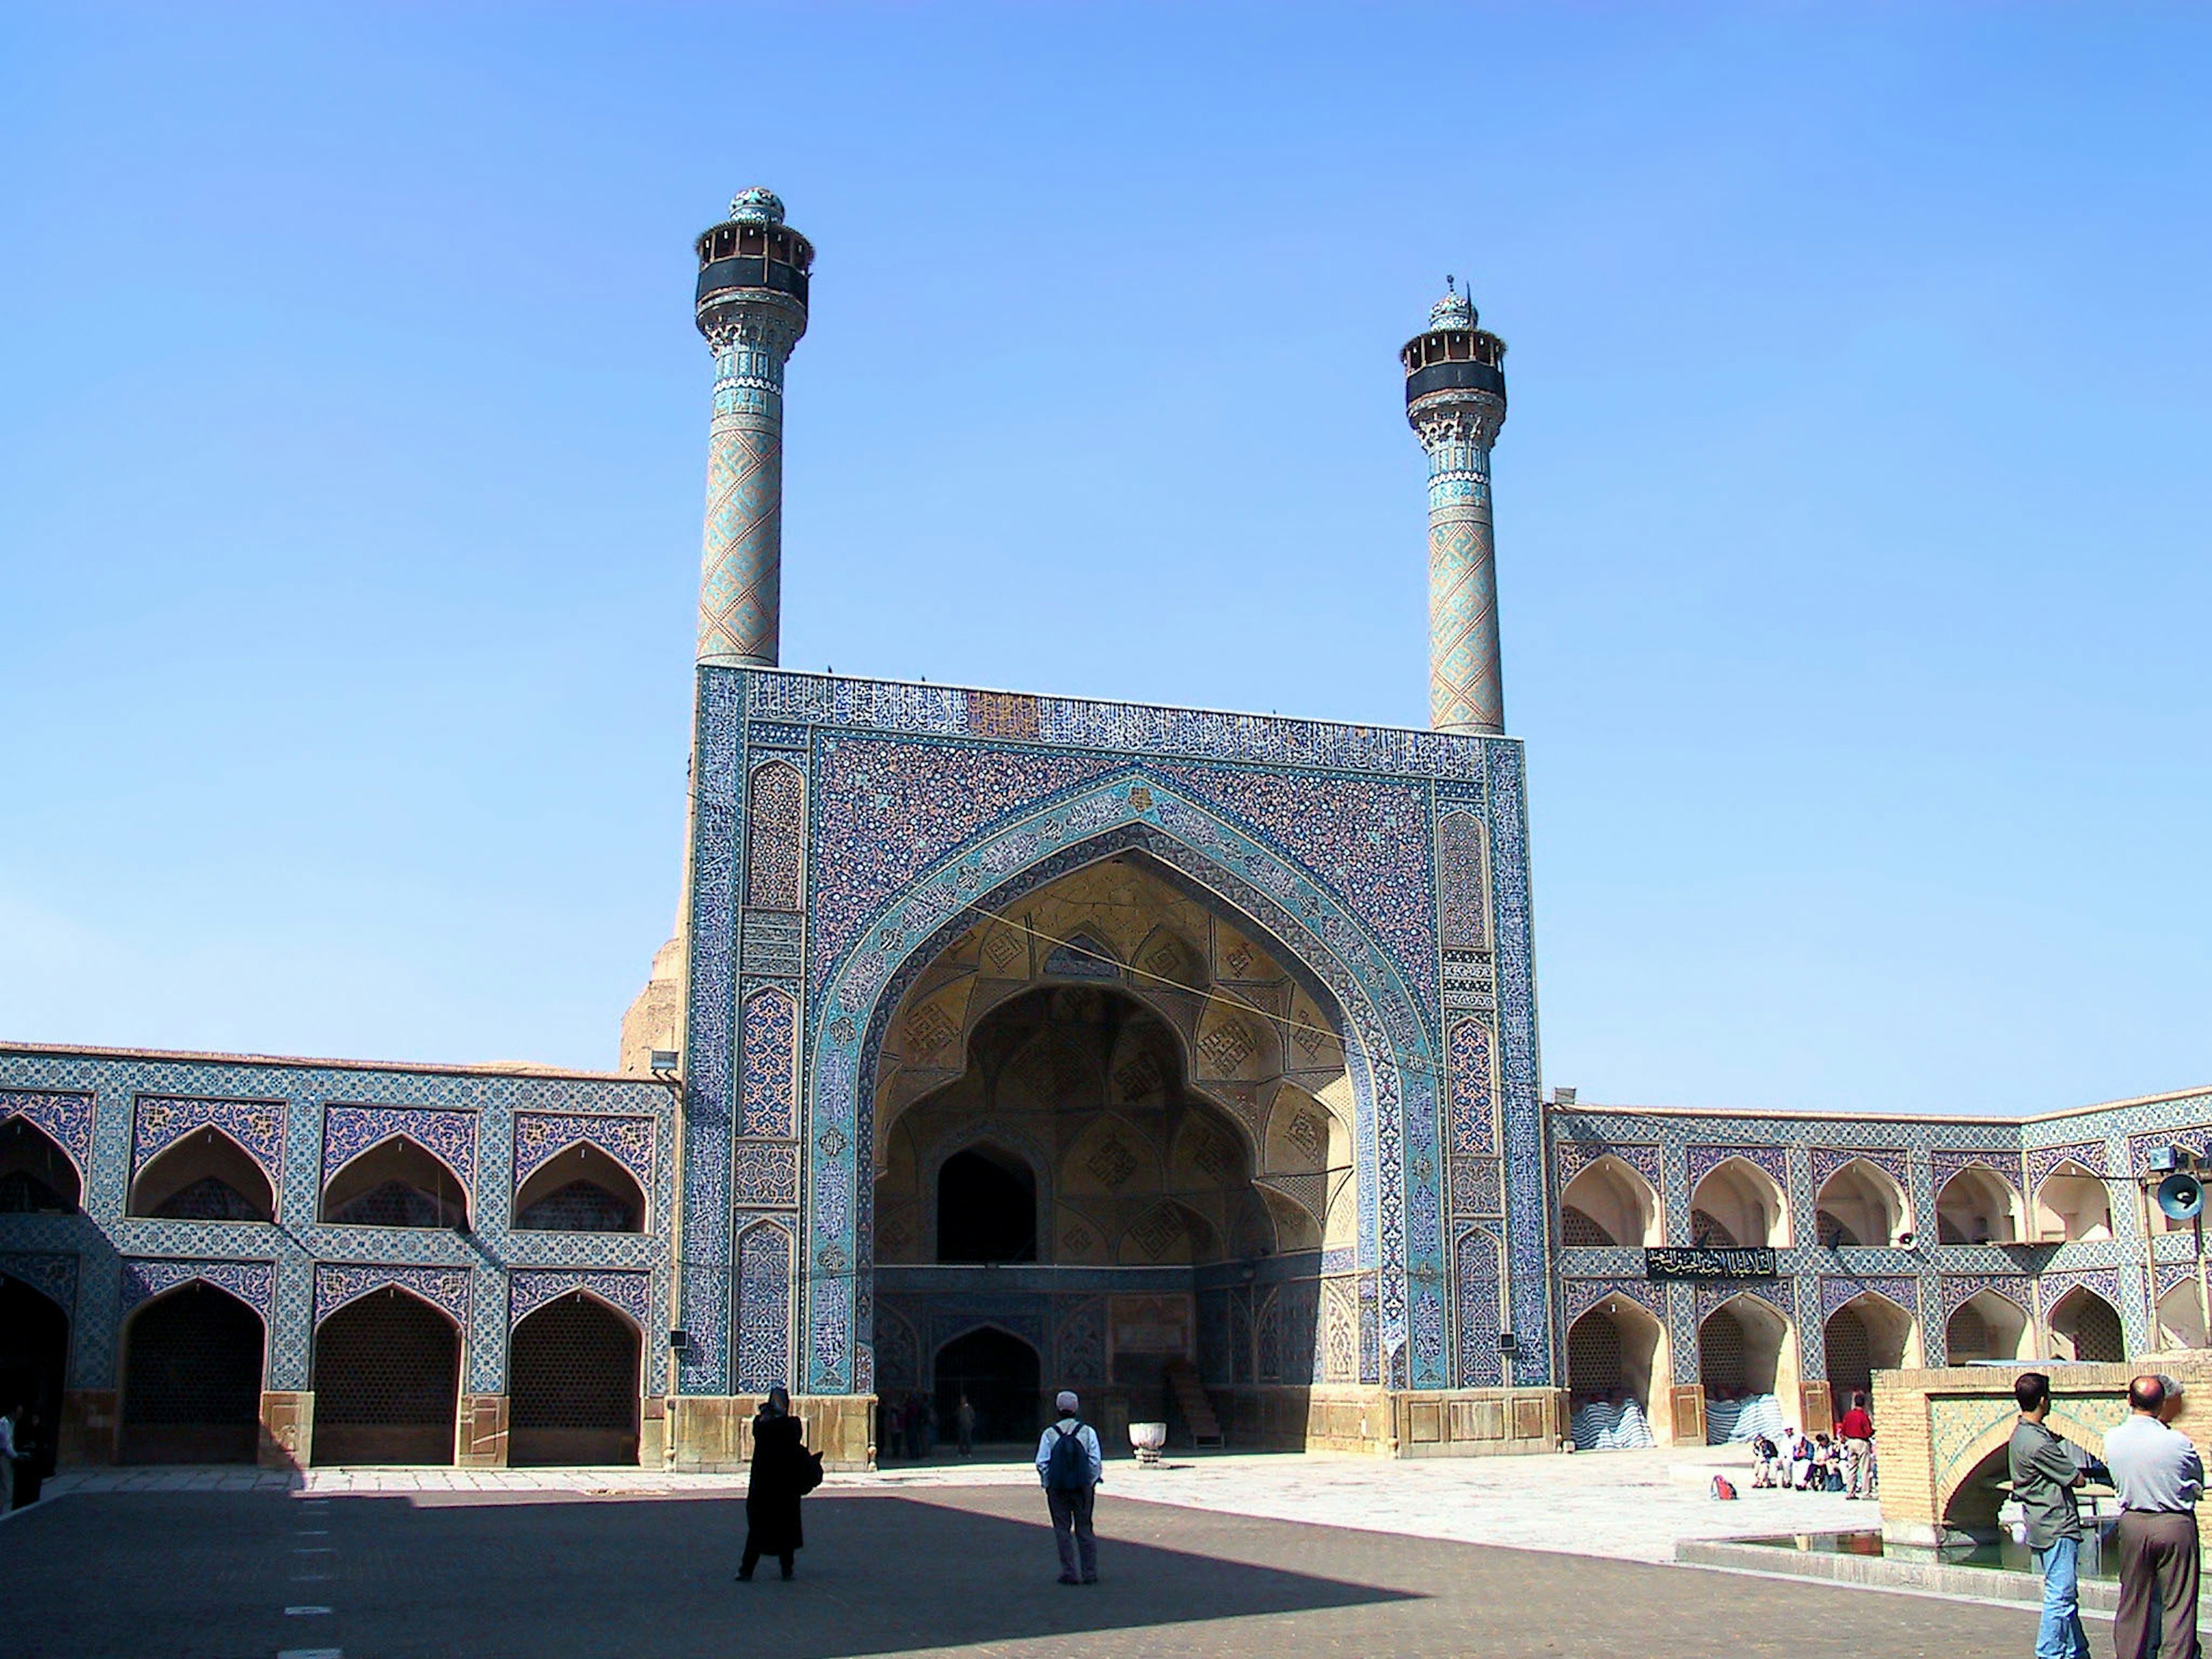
39, 1445, 1873, 1566
7, 1482, 2032, 1658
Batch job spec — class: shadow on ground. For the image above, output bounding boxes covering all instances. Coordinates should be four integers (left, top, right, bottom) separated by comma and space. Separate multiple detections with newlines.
3, 1486, 1410, 1659
5, 1480, 2043, 1659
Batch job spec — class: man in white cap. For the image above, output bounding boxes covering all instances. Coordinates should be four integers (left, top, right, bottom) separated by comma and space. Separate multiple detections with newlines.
1036, 1389, 1103, 1584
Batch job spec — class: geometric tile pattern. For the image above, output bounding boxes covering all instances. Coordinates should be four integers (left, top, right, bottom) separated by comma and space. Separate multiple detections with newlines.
313, 1263, 474, 1327
745, 761, 804, 911
511, 1112, 655, 1190
1446, 1021, 1495, 1154
1817, 1274, 1918, 1322
1436, 810, 1487, 949
0, 1042, 672, 1404
733, 1217, 793, 1393
1417, 416, 1504, 736
1808, 1146, 1910, 1191
739, 987, 798, 1140
131, 1096, 287, 1192
732, 1143, 798, 1207
119, 1257, 275, 1317
0, 1088, 96, 1177
509, 1268, 653, 1330
320, 1104, 477, 1190
696, 310, 798, 669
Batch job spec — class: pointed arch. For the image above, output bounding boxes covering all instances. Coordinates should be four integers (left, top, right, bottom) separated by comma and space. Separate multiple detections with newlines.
2033, 1161, 2112, 1243
0, 1115, 82, 1214
1698, 1290, 1800, 1441
1946, 1287, 2030, 1363
1815, 1158, 1910, 1248
932, 1322, 1043, 1445
1566, 1294, 1668, 1448
1936, 1164, 2024, 1244
2157, 1279, 2207, 1350
1690, 1156, 1789, 1248
745, 759, 805, 911
310, 1285, 460, 1465
804, 775, 1450, 1394
733, 1218, 793, 1394
2047, 1284, 2126, 1363
509, 1291, 642, 1466
128, 1126, 275, 1223
1559, 1154, 1661, 1248
513, 1143, 646, 1233
119, 1279, 267, 1463
1824, 1290, 1917, 1413
320, 1135, 469, 1229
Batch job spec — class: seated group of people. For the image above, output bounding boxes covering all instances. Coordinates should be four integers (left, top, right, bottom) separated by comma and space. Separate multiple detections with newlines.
1749, 1427, 1857, 1491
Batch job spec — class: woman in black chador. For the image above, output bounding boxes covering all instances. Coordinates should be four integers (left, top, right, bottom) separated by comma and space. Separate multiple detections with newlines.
739, 1387, 821, 1581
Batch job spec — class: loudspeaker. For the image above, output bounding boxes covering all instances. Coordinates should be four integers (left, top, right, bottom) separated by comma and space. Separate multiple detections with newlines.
2157, 1172, 2204, 1221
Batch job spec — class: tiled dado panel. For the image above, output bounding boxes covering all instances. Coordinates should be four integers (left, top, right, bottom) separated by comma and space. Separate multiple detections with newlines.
0, 1047, 673, 1399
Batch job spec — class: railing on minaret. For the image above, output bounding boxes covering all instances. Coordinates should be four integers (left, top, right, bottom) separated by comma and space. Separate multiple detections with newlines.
1404, 283, 1508, 736
693, 188, 813, 668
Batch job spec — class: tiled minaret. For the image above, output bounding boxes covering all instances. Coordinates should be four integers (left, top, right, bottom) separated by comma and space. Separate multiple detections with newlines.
1404, 284, 1509, 735
693, 188, 814, 667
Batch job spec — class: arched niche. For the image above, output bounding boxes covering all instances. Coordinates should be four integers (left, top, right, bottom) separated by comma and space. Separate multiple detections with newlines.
934, 1325, 1041, 1445
1815, 1160, 1908, 1248
2047, 1285, 2126, 1363
129, 1128, 275, 1224
1936, 1165, 2023, 1244
311, 1287, 460, 1465
1566, 1294, 1668, 1448
1698, 1293, 1800, 1442
0, 1117, 81, 1214
321, 1136, 469, 1229
513, 1143, 645, 1233
119, 1281, 266, 1463
2156, 1280, 2207, 1350
0, 1274, 71, 1480
1824, 1292, 1916, 1415
1559, 1157, 1660, 1248
2033, 1162, 2112, 1243
1946, 1289, 2030, 1363
1690, 1157, 1787, 1249
509, 1291, 642, 1466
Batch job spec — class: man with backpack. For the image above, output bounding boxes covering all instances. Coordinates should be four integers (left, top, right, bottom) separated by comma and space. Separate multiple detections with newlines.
1036, 1389, 1103, 1585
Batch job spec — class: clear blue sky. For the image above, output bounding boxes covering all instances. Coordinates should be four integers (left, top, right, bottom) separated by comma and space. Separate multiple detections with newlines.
3, 6, 2206, 1114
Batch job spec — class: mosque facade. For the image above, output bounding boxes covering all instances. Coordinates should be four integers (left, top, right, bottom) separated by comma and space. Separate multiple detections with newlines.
2, 191, 2207, 1497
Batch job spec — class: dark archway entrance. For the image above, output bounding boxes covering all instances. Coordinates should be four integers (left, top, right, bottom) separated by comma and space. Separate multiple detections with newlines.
937, 1149, 1036, 1263
509, 1295, 641, 1466
0, 1119, 80, 1214
120, 1283, 264, 1463
935, 1327, 1040, 1445
311, 1291, 459, 1465
0, 1277, 68, 1482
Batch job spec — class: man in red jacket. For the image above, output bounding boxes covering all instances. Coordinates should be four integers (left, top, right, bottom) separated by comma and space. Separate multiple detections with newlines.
1838, 1392, 1876, 1499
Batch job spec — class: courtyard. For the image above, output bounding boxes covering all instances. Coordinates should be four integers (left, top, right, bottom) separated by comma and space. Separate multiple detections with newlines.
8, 1450, 2042, 1658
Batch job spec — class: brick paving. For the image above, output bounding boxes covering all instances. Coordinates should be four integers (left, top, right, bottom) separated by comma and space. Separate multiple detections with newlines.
10, 1482, 2037, 1658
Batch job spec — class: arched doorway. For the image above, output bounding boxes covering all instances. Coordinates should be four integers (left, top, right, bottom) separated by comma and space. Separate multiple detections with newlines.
2048, 1286, 2125, 1363
0, 1119, 80, 1214
1824, 1293, 1914, 1420
120, 1283, 265, 1463
937, 1147, 1037, 1263
1699, 1295, 1796, 1445
1565, 1295, 1665, 1448
310, 1290, 460, 1465
129, 1131, 275, 1223
2157, 1281, 2207, 1350
509, 1294, 641, 1466
2033, 1164, 2111, 1243
0, 1276, 68, 1481
1946, 1290, 2029, 1363
934, 1327, 1041, 1446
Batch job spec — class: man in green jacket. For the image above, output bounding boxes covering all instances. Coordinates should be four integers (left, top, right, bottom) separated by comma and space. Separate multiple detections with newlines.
2010, 1370, 2092, 1659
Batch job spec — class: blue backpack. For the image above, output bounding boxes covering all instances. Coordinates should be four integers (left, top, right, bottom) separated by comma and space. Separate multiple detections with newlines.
1046, 1422, 1092, 1491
